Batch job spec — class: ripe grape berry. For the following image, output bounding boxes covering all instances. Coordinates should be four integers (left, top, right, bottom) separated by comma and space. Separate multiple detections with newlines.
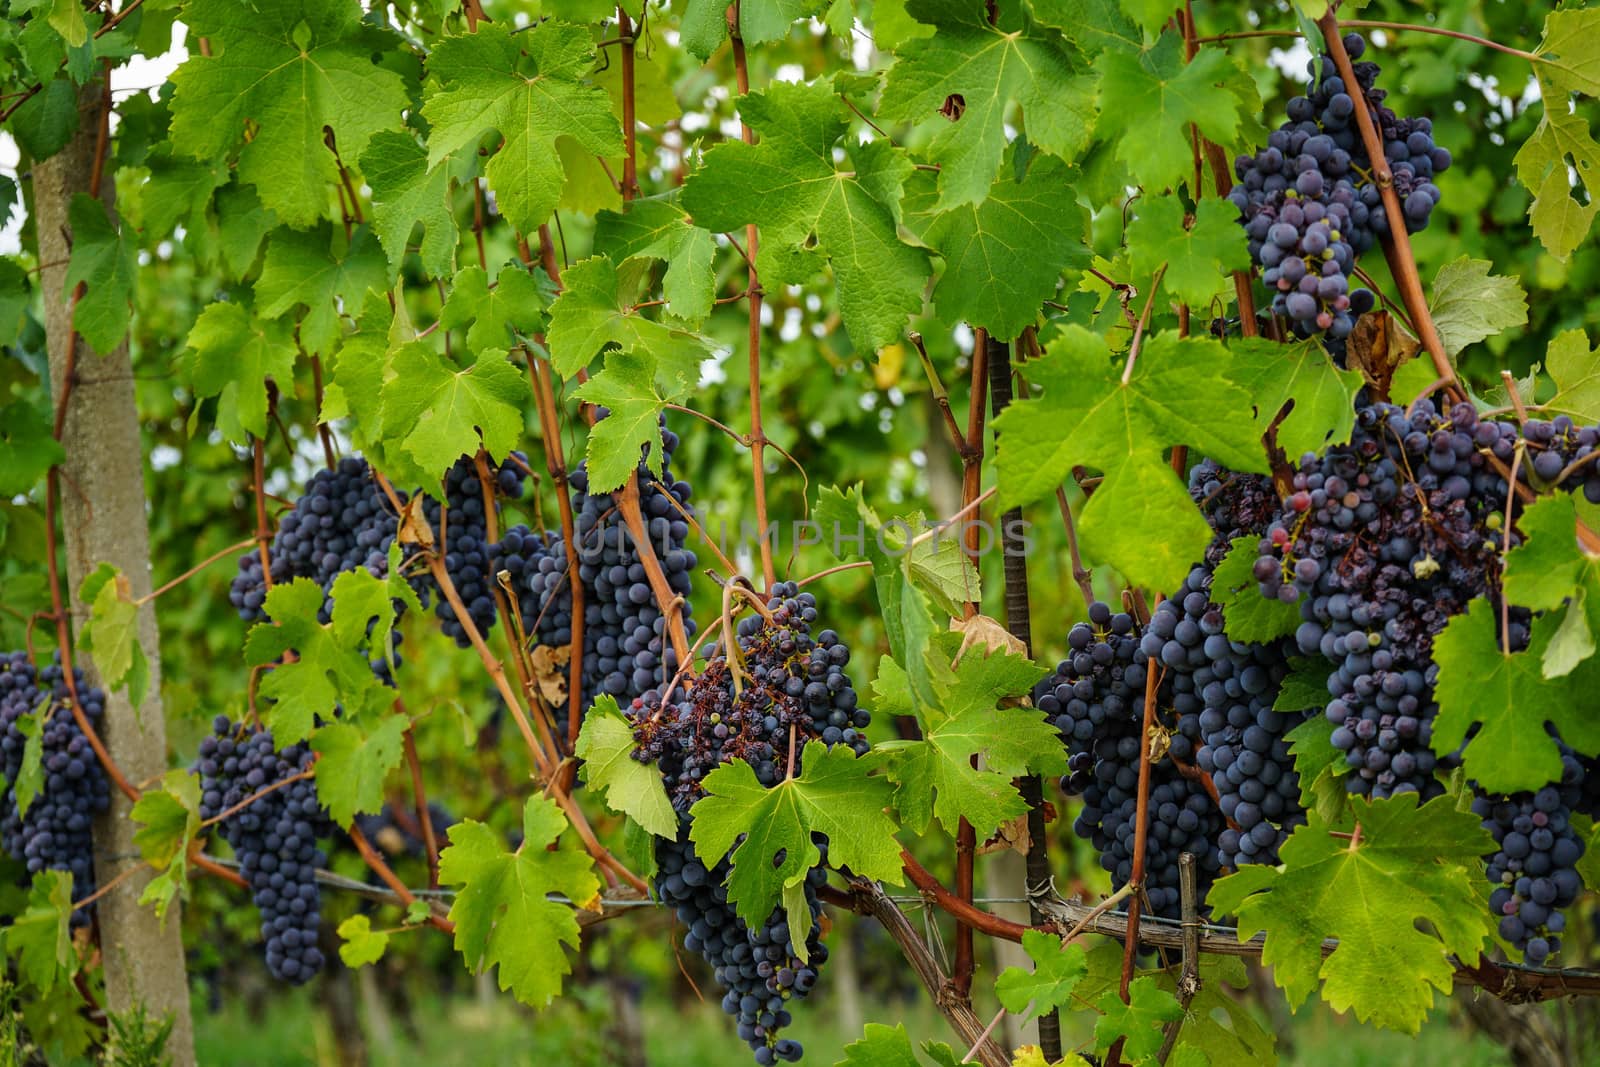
629, 582, 865, 1063
196, 715, 331, 984
0, 653, 111, 926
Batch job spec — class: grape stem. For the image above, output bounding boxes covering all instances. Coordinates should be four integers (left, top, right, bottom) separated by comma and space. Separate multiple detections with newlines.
1194, 20, 1540, 65
528, 353, 589, 748
349, 824, 456, 935
1120, 267, 1167, 386
401, 721, 442, 890
1054, 488, 1098, 608
1501, 444, 1524, 657
1316, 13, 1457, 392
962, 1006, 1007, 1065
135, 537, 258, 606
1119, 620, 1165, 1007
728, 0, 776, 595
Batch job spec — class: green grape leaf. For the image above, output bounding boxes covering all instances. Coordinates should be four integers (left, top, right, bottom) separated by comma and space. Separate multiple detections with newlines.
1536, 7, 1600, 94
1078, 944, 1275, 1067
874, 634, 1059, 838
361, 130, 459, 278
130, 769, 201, 920
381, 345, 529, 483
679, 0, 828, 59
1274, 657, 1332, 714
182, 301, 298, 444
1540, 329, 1600, 423
242, 578, 396, 743
592, 197, 717, 325
878, 0, 1095, 210
575, 697, 677, 838
337, 915, 390, 968
255, 225, 387, 356
1433, 598, 1600, 793
1094, 976, 1183, 1061
1542, 588, 1594, 679
876, 703, 1049, 838
215, 182, 278, 280
1211, 537, 1301, 644
9, 77, 80, 161
312, 712, 409, 829
1127, 195, 1250, 309
137, 148, 226, 242
837, 1023, 924, 1067
992, 327, 1265, 592
439, 264, 549, 357
571, 351, 672, 492
169, 0, 409, 228
1117, 0, 1177, 34
903, 153, 1089, 341
423, 22, 622, 235
1428, 257, 1528, 357
546, 254, 713, 392
1576, 813, 1600, 891
11, 707, 45, 819
77, 564, 149, 708
815, 486, 981, 657
1285, 715, 1347, 825
3, 872, 74, 992
0, 256, 29, 347
681, 78, 931, 353
1094, 35, 1250, 193
995, 930, 1089, 1020
1223, 336, 1362, 463
1505, 494, 1600, 612
0, 401, 64, 496
63, 194, 136, 353
689, 740, 901, 928
1208, 794, 1494, 1031
1517, 11, 1600, 259
438, 795, 601, 1006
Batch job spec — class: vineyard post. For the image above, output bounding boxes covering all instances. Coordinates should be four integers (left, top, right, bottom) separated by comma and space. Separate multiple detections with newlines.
35, 80, 196, 1065
985, 335, 1062, 1059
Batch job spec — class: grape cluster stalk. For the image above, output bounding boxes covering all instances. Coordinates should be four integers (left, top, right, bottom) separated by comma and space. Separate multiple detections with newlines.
628, 582, 868, 1064
0, 653, 112, 925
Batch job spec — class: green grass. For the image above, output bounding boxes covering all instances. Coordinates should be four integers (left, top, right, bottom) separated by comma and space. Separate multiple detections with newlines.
190, 978, 1514, 1067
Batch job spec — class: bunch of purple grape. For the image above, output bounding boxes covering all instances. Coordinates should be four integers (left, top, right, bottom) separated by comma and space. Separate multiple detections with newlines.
0, 653, 111, 926
196, 716, 331, 984
522, 418, 698, 714
425, 453, 529, 647
1230, 33, 1448, 345
628, 583, 867, 1064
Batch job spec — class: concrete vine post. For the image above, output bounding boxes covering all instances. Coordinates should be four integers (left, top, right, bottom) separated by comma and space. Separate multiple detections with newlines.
35, 81, 196, 1066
